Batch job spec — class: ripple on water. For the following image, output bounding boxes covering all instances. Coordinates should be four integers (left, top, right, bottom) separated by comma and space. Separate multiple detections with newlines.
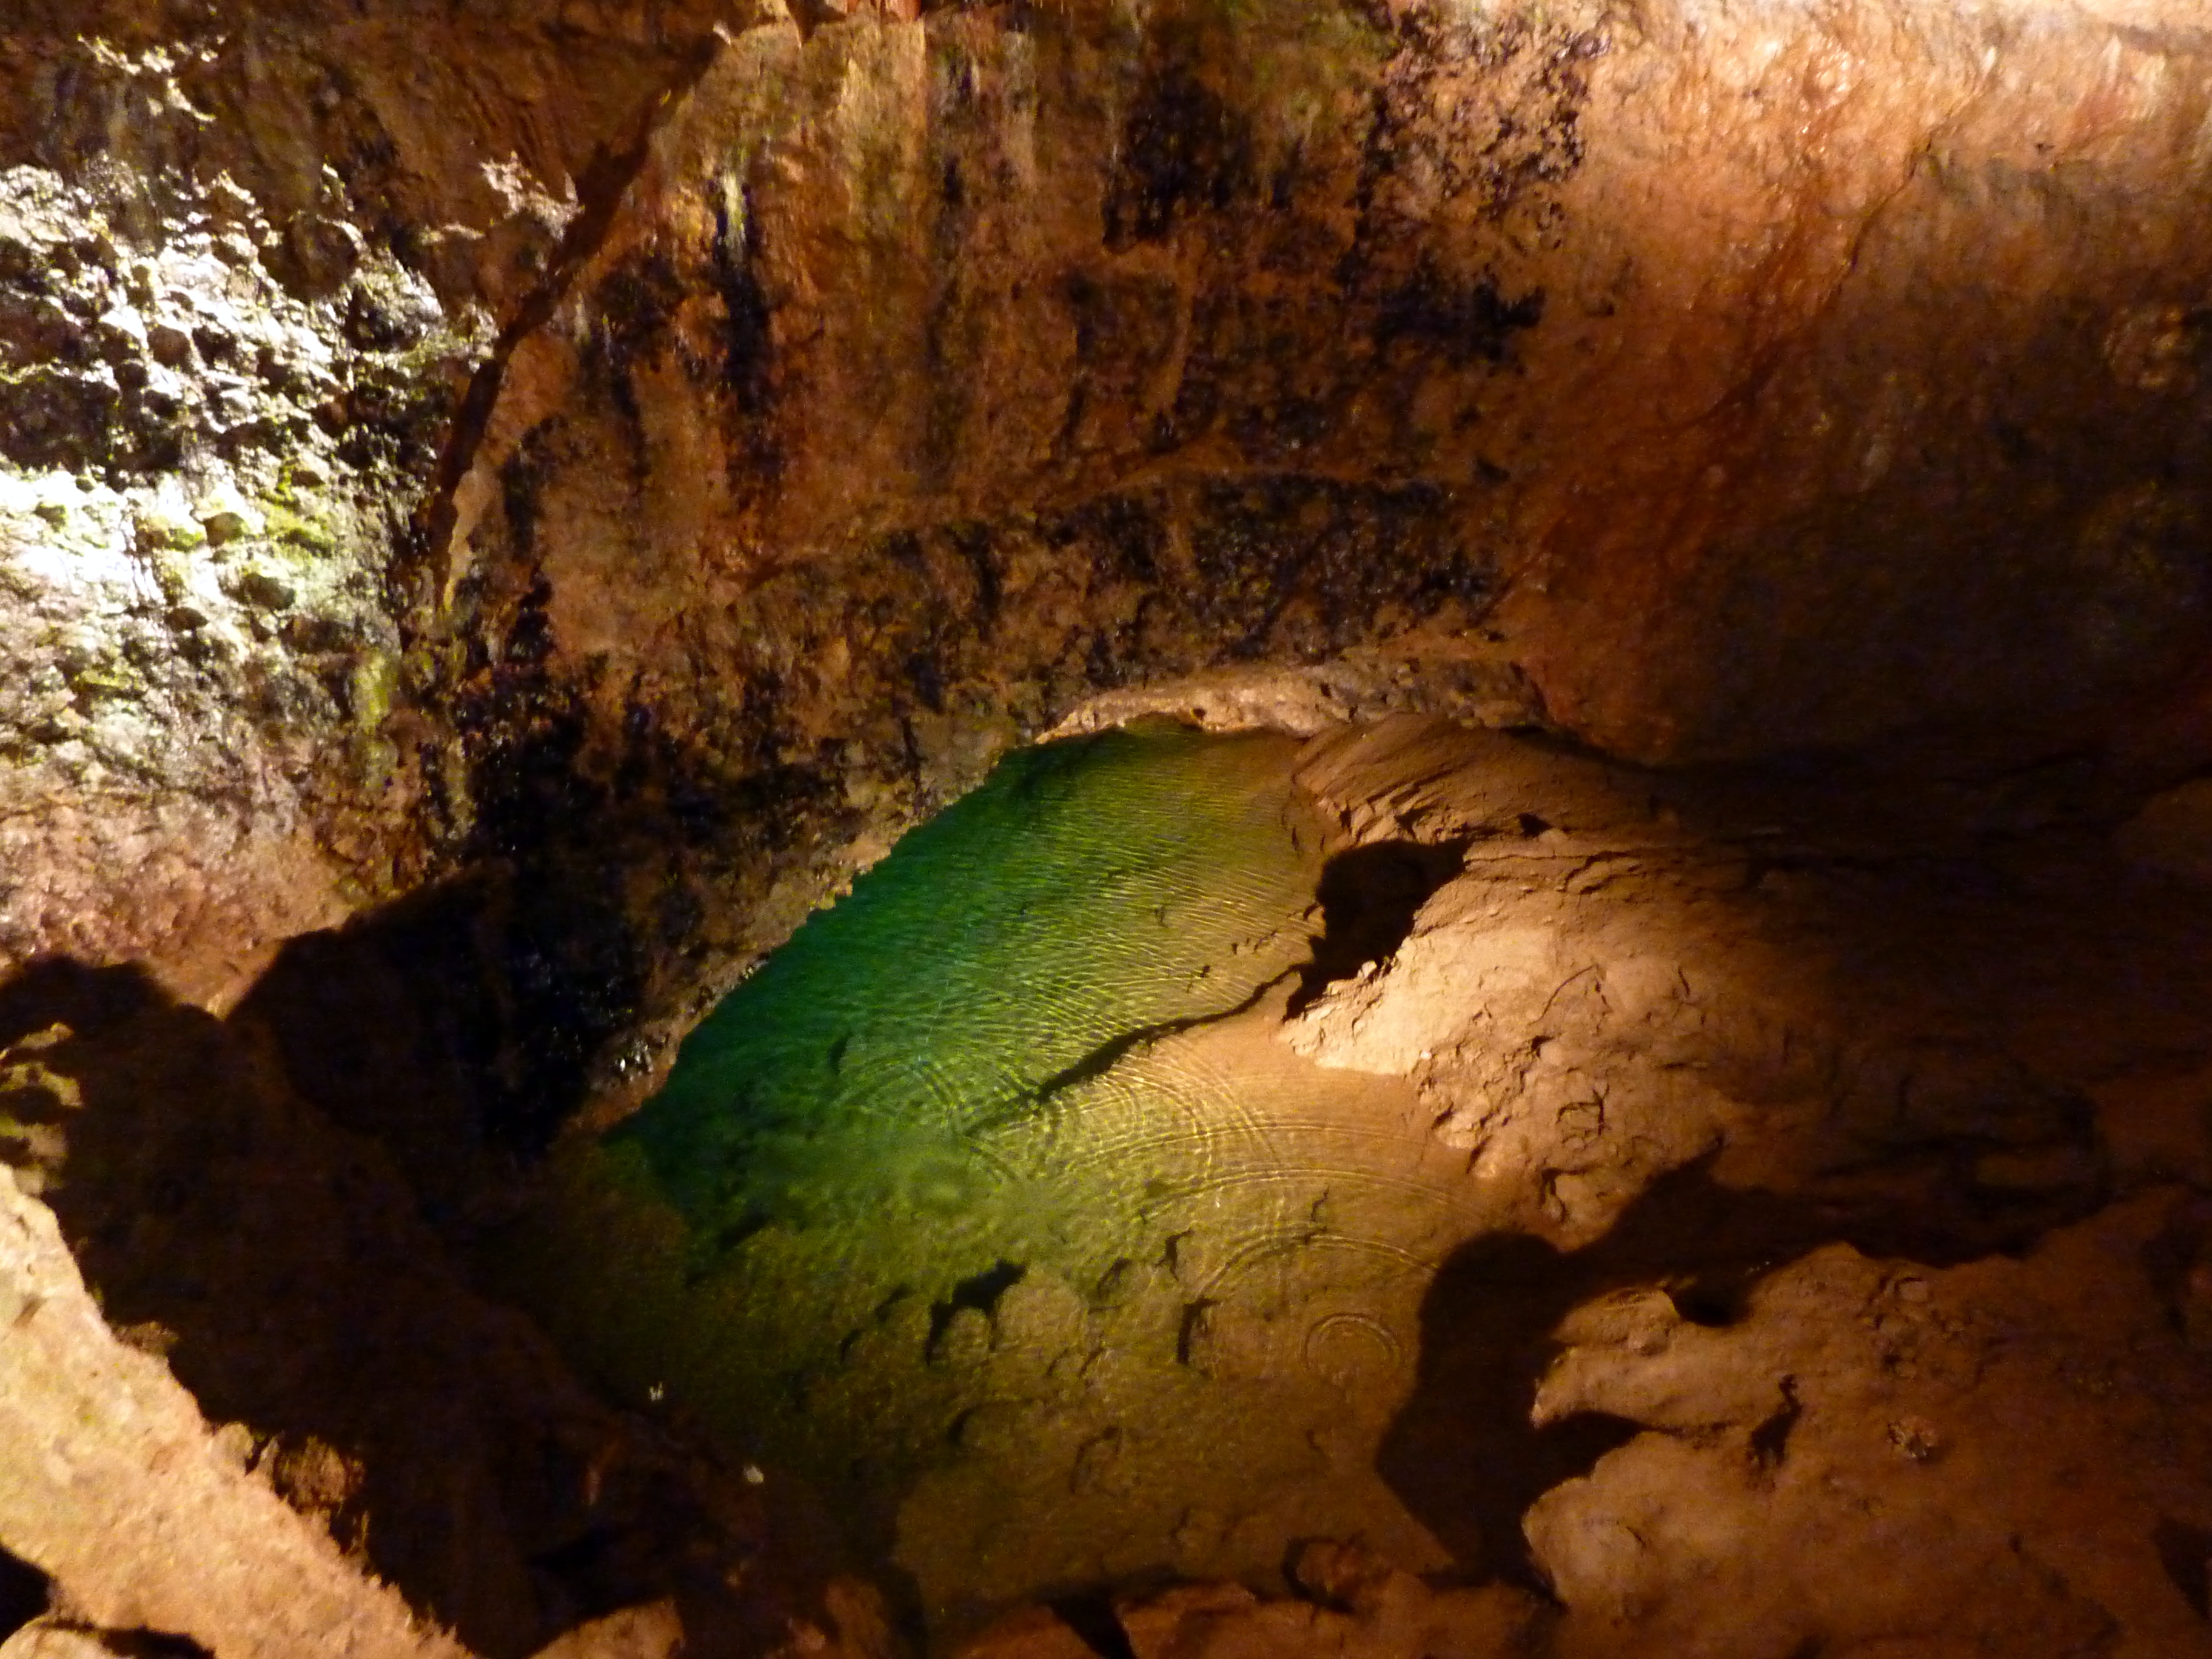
498, 724, 1481, 1630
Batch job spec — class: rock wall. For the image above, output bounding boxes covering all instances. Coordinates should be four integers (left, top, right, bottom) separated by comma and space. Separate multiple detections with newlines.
2, 0, 2212, 1654
4, 0, 2209, 1051
429, 0, 2212, 1083
0, 1, 770, 1002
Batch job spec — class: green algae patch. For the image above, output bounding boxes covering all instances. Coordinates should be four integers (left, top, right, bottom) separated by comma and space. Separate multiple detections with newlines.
262, 498, 338, 555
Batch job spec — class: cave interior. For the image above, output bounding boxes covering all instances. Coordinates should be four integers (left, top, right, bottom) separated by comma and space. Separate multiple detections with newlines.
2, 1, 2212, 1657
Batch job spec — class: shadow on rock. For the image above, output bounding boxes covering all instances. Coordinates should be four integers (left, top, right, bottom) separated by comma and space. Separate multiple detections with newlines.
229, 862, 641, 1221
1379, 1149, 2107, 1586
0, 957, 814, 1659
1290, 839, 1469, 1016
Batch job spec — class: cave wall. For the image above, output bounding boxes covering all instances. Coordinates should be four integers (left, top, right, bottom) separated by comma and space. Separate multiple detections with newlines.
1, 4, 2211, 1649
2, 0, 2208, 1019
0, 1, 760, 1004
447, 0, 2212, 790
394, 0, 2212, 1104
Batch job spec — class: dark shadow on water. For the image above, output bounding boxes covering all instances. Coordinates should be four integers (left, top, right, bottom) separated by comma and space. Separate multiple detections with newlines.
1290, 839, 1469, 1016
1021, 966, 1298, 1110
1381, 1151, 2106, 1586
928, 1259, 1028, 1358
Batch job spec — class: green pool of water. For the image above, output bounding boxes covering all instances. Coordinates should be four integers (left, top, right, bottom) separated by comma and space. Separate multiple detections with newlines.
612, 722, 1324, 1244
502, 725, 1337, 1489
499, 722, 1489, 1627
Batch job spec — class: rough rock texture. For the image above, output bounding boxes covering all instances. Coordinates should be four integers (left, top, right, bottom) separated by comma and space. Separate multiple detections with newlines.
2, 0, 2212, 1654
1529, 1199, 2212, 1657
0, 1151, 463, 1659
1284, 717, 2120, 1256
0, 2, 794, 1002
958, 1544, 1549, 1659
4, 0, 2211, 1085
0, 138, 479, 1004
943, 716, 2212, 1656
429, 0, 2212, 1051
955, 1201, 2212, 1659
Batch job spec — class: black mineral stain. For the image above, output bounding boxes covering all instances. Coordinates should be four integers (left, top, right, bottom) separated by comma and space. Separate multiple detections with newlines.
1373, 264, 1546, 367
709, 177, 776, 433
1104, 58, 1254, 249
1186, 475, 1496, 657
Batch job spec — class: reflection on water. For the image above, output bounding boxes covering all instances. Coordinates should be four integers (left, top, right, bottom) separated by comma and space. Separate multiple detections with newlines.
615, 723, 1326, 1237
501, 725, 1483, 1633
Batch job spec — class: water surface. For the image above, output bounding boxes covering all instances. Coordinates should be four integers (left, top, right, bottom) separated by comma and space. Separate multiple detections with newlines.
504, 723, 1475, 1631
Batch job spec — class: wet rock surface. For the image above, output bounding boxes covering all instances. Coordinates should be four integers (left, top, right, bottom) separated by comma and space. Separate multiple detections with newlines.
939, 719, 2212, 1657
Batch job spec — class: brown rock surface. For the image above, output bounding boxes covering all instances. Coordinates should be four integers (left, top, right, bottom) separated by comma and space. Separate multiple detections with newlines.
933, 716, 2212, 1653
1529, 1197, 2212, 1657
1, 0, 2208, 1073
0, 1153, 463, 1659
1, 0, 2211, 1654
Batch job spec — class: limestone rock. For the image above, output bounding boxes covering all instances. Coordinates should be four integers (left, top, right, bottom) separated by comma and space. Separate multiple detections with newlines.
953, 1551, 1547, 1659
0, 1623, 149, 1659
528, 1602, 683, 1659
2, 0, 2212, 1654
0, 1162, 464, 1659
1526, 1196, 2212, 1657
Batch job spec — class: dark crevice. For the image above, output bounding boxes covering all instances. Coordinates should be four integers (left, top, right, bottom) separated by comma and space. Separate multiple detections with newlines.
1047, 1592, 1139, 1659
1749, 1376, 1803, 1470
1289, 839, 1469, 1016
76, 1632, 213, 1658
2155, 1516, 2212, 1620
0, 1546, 48, 1644
1666, 1265, 1766, 1328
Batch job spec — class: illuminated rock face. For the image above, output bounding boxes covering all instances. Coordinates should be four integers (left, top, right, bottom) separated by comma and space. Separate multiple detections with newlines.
425, 0, 2212, 1068
443, 0, 2212, 801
